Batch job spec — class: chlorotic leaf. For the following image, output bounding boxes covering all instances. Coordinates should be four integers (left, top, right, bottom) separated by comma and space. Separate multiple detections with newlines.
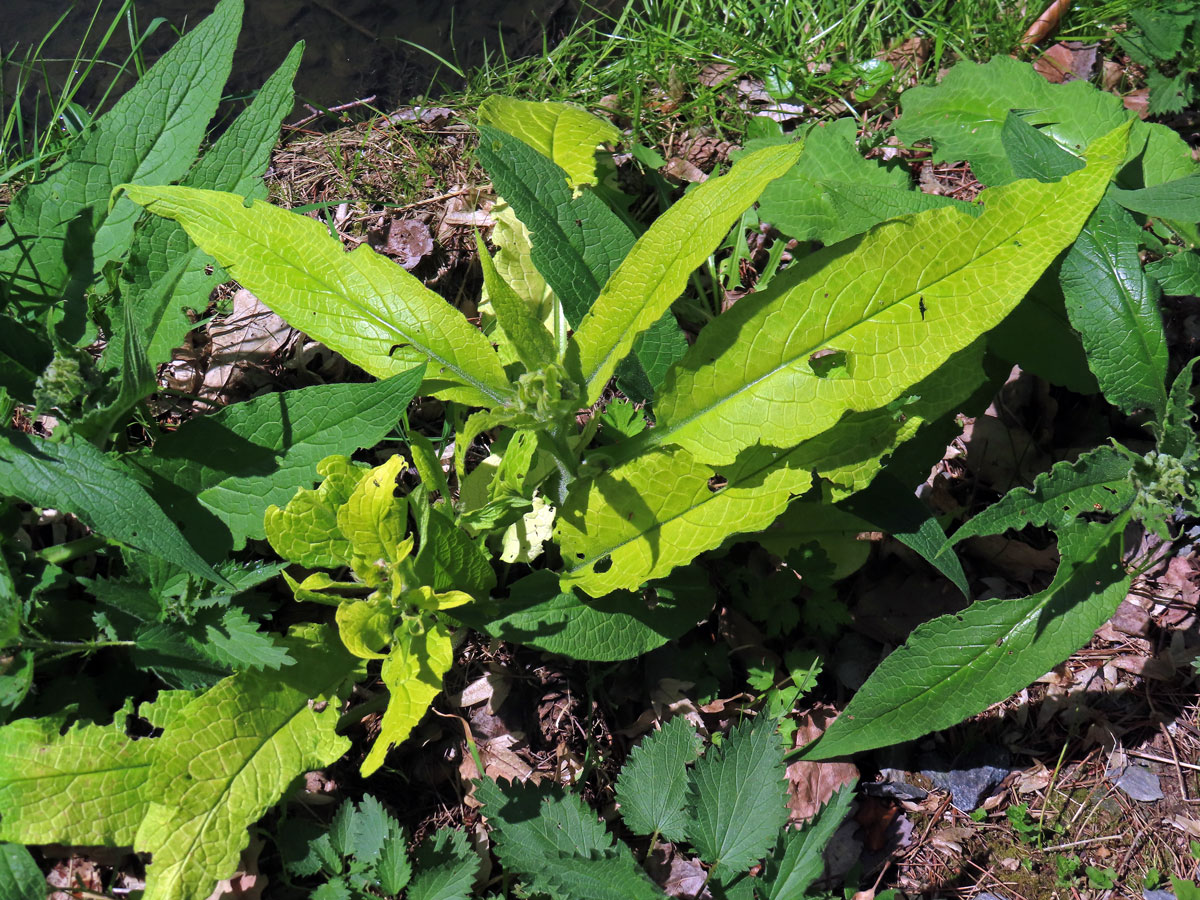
476, 232, 557, 372
686, 718, 790, 878
135, 628, 354, 900
265, 456, 367, 569
569, 141, 804, 403
800, 520, 1130, 760
1059, 198, 1167, 418
477, 95, 620, 188
336, 454, 408, 569
118, 184, 512, 406
0, 430, 224, 585
644, 123, 1129, 466
616, 716, 703, 841
361, 621, 454, 776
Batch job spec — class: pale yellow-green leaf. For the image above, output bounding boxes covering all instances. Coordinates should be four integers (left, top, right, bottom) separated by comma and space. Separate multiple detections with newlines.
119, 184, 513, 406
407, 431, 451, 502
477, 231, 558, 372
646, 122, 1130, 465
283, 570, 366, 605
459, 451, 501, 512
361, 621, 455, 776
405, 585, 474, 611
500, 494, 556, 563
135, 628, 353, 900
336, 454, 408, 569
567, 142, 805, 404
265, 455, 366, 569
336, 598, 396, 659
557, 351, 982, 597
477, 96, 620, 188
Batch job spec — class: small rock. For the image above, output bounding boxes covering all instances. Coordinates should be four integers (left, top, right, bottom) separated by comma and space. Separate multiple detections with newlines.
1144, 891, 1176, 900
920, 745, 1013, 811
1114, 764, 1164, 802
861, 780, 928, 802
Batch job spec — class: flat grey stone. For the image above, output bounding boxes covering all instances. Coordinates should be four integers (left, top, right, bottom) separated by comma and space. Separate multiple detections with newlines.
1143, 890, 1175, 900
1115, 764, 1164, 802
920, 745, 1013, 811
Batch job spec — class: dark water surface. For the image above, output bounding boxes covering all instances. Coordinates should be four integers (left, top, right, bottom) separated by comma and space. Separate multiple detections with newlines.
1, 0, 581, 122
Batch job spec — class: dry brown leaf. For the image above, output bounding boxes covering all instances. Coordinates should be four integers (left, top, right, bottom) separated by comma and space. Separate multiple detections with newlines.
786, 706, 859, 822
646, 845, 710, 898
374, 217, 433, 269
1123, 89, 1151, 118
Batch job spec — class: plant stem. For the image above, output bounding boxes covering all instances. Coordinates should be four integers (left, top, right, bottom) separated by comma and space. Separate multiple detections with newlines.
36, 535, 108, 565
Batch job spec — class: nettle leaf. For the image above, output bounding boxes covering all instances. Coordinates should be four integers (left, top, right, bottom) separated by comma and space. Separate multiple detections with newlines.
119, 185, 512, 407
361, 621, 454, 776
376, 819, 412, 895
136, 628, 354, 900
478, 569, 713, 661
477, 778, 659, 898
763, 783, 856, 900
110, 40, 303, 374
1148, 251, 1200, 296
477, 95, 620, 189
1060, 198, 1167, 418
616, 716, 704, 841
0, 430, 224, 585
0, 0, 241, 316
0, 692, 191, 845
947, 445, 1135, 546
408, 827, 480, 900
687, 718, 790, 878
894, 55, 1129, 187
643, 123, 1128, 467
756, 118, 965, 244
802, 518, 1130, 760
137, 368, 422, 551
559, 348, 985, 597
569, 141, 804, 404
539, 852, 668, 900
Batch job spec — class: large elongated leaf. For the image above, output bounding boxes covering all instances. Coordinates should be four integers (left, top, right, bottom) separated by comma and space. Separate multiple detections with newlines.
0, 431, 224, 584
477, 96, 619, 188
134, 368, 423, 550
136, 628, 353, 900
568, 142, 805, 404
1060, 198, 1167, 418
119, 185, 512, 407
0, 0, 241, 317
894, 55, 1129, 187
641, 123, 1127, 466
799, 518, 1130, 760
111, 41, 304, 373
559, 349, 983, 597
1110, 175, 1200, 223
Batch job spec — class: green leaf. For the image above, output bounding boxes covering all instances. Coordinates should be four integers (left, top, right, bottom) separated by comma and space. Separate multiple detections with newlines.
0, 0, 242, 318
408, 828, 480, 900
118, 185, 512, 407
568, 141, 804, 404
265, 456, 365, 569
687, 718, 789, 878
412, 504, 497, 597
894, 55, 1129, 187
1001, 111, 1085, 182
947, 445, 1134, 546
376, 820, 412, 895
616, 716, 703, 841
476, 778, 659, 898
1147, 70, 1190, 117
0, 843, 44, 900
137, 369, 422, 549
538, 852, 667, 900
1148, 251, 1200, 296
199, 605, 294, 671
476, 232, 557, 372
478, 570, 712, 661
764, 783, 856, 900
135, 628, 354, 900
477, 96, 620, 188
801, 519, 1130, 760
0, 430, 224, 585
361, 622, 454, 776
642, 123, 1128, 466
1110, 175, 1200, 223
110, 41, 304, 373
1059, 198, 1167, 418
755, 119, 965, 244
559, 349, 986, 597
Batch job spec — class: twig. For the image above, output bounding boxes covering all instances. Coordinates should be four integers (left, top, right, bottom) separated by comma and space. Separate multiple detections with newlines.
1159, 721, 1198, 802
285, 95, 378, 131
1127, 748, 1200, 774
385, 184, 492, 214
1042, 833, 1124, 852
